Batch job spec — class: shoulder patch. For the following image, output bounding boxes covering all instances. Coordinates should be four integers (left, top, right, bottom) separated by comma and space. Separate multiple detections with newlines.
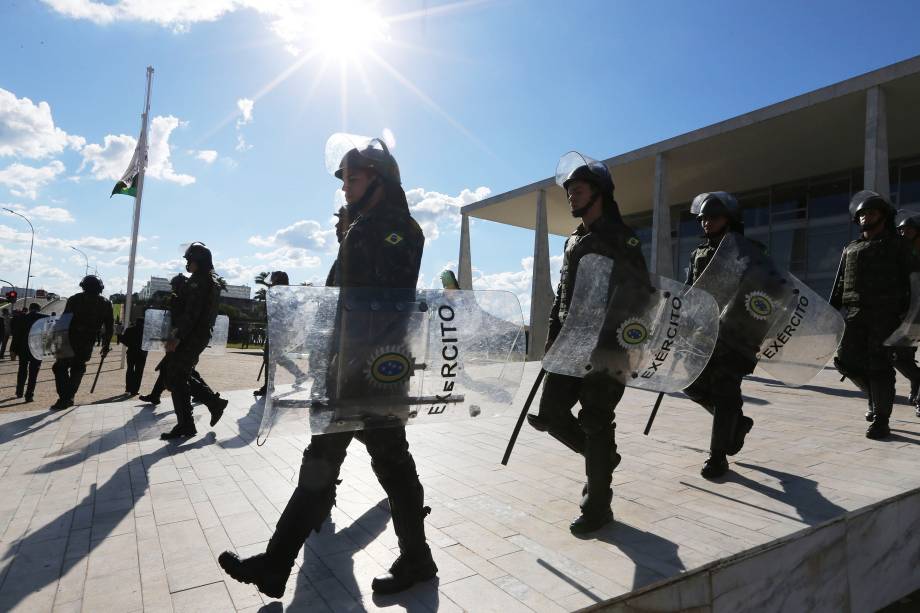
384, 232, 404, 246
626, 237, 640, 247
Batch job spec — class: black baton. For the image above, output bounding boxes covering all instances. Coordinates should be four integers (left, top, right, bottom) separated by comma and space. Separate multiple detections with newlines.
501, 368, 546, 466
643, 392, 665, 436
90, 350, 108, 394
257, 359, 265, 382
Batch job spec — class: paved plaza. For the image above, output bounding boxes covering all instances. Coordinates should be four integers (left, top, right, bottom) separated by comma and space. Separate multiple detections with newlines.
1, 361, 919, 612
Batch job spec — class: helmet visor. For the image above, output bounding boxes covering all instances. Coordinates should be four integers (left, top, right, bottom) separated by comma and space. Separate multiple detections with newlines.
555, 151, 608, 189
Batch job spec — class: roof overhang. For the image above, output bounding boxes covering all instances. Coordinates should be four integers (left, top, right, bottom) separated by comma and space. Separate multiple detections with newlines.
462, 55, 920, 236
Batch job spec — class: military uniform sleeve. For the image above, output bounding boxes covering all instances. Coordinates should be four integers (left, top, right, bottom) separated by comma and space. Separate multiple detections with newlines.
102, 301, 114, 347
685, 250, 698, 285
63, 296, 76, 314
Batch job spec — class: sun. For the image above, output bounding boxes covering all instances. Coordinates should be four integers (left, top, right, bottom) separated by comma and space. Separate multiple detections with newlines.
305, 0, 390, 61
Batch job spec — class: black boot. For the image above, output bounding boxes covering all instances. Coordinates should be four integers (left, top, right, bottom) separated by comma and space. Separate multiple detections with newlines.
139, 394, 161, 405
866, 375, 894, 440
372, 548, 438, 594
701, 453, 729, 479
253, 385, 266, 397
910, 380, 920, 406
49, 398, 73, 411
218, 552, 290, 599
207, 396, 228, 427
727, 416, 754, 456
160, 424, 197, 440
571, 431, 617, 535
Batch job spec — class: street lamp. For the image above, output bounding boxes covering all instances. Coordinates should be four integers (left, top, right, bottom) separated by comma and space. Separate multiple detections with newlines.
3, 208, 34, 302
71, 246, 90, 277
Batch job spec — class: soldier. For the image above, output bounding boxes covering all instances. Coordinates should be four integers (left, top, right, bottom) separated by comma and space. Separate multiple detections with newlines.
893, 212, 920, 419
160, 243, 224, 440
682, 192, 758, 479
219, 134, 436, 597
13, 303, 47, 402
0, 307, 9, 359
527, 153, 648, 533
118, 316, 147, 395
254, 270, 292, 397
50, 276, 114, 411
832, 191, 917, 439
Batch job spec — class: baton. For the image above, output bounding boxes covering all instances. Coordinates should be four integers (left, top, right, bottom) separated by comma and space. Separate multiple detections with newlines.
257, 359, 265, 382
90, 349, 108, 394
501, 368, 546, 466
643, 392, 665, 436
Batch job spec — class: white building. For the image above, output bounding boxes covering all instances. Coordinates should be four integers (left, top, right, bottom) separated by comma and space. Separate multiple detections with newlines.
221, 284, 251, 300
138, 277, 172, 301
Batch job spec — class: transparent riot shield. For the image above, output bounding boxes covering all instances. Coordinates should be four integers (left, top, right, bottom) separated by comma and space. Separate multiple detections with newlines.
542, 254, 720, 393
693, 233, 844, 386
28, 313, 74, 360
258, 286, 526, 441
141, 309, 230, 355
884, 273, 920, 347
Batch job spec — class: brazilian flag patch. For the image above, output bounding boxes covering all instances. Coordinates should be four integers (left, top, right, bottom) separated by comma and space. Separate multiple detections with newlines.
385, 232, 404, 246
627, 237, 640, 247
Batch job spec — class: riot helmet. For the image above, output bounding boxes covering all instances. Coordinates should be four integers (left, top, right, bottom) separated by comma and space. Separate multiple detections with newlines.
849, 190, 893, 223
555, 151, 620, 221
79, 275, 104, 294
183, 241, 214, 271
269, 271, 290, 286
896, 209, 920, 240
326, 133, 401, 185
691, 191, 743, 234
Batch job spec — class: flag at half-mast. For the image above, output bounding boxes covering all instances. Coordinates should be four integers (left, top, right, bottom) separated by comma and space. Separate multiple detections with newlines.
111, 134, 146, 198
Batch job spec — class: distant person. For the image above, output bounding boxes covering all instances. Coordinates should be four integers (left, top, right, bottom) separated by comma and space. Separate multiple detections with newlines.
13, 303, 47, 402
50, 276, 114, 411
8, 309, 24, 362
0, 307, 10, 359
118, 316, 147, 396
254, 271, 290, 397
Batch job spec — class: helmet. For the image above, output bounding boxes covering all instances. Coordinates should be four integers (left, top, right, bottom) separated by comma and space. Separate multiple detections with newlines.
79, 275, 104, 294
691, 191, 741, 225
269, 271, 289, 286
169, 274, 187, 290
183, 241, 214, 271
896, 209, 920, 232
555, 151, 614, 196
849, 190, 893, 223
325, 133, 401, 185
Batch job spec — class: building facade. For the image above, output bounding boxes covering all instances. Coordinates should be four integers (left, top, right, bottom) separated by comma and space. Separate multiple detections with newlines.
459, 55, 920, 359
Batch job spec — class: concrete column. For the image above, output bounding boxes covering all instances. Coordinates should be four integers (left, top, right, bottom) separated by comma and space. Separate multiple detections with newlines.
864, 86, 890, 200
650, 152, 674, 279
528, 189, 553, 360
458, 213, 472, 290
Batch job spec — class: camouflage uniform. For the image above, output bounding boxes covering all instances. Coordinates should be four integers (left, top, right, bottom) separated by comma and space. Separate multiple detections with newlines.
831, 229, 917, 430
890, 237, 920, 410
52, 292, 114, 404
535, 215, 648, 517
164, 270, 221, 433
259, 197, 431, 579
682, 233, 757, 459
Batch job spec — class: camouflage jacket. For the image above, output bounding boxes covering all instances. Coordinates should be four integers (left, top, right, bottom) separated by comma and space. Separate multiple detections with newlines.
831, 230, 918, 318
64, 292, 114, 348
547, 216, 648, 347
334, 202, 424, 289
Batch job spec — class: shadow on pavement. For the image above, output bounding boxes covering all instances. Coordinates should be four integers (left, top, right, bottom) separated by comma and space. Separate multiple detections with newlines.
586, 521, 686, 589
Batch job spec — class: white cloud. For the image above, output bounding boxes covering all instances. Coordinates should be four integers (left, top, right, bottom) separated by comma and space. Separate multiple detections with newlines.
0, 87, 84, 159
78, 115, 195, 186
472, 255, 563, 323
38, 0, 258, 30
405, 186, 490, 241
236, 98, 254, 124
3, 202, 74, 222
193, 149, 218, 164
0, 160, 66, 199
248, 219, 336, 252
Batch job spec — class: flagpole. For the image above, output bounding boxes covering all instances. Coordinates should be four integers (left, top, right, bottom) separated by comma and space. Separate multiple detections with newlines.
123, 66, 154, 330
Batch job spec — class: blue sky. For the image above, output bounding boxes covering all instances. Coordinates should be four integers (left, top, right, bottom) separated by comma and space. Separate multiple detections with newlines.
1, 0, 920, 317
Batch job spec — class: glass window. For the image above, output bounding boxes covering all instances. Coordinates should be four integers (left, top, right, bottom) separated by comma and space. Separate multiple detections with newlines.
675, 208, 701, 281
739, 191, 770, 230
771, 184, 808, 222
900, 164, 920, 206
808, 176, 850, 218
806, 218, 848, 280
770, 221, 808, 274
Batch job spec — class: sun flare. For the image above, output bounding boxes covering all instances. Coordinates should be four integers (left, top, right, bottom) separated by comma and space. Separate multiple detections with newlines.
305, 0, 390, 61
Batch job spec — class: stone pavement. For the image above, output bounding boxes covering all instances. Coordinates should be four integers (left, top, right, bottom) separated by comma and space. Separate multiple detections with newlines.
1, 361, 919, 612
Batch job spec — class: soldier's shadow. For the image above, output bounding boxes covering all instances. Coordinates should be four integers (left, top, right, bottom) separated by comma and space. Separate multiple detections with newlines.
578, 521, 686, 589
0, 409, 68, 445
0, 433, 216, 611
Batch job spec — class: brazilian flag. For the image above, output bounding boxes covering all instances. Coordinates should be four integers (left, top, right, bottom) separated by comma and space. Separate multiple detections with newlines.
111, 140, 142, 198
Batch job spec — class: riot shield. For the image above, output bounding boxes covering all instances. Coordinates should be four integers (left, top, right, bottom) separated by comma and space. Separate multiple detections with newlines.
692, 233, 844, 386
542, 254, 720, 393
884, 273, 920, 348
141, 309, 230, 355
28, 313, 74, 360
257, 286, 526, 441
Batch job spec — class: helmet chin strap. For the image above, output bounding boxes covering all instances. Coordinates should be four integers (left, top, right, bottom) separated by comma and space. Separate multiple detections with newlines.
860, 216, 883, 234
571, 190, 600, 219
346, 178, 382, 217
